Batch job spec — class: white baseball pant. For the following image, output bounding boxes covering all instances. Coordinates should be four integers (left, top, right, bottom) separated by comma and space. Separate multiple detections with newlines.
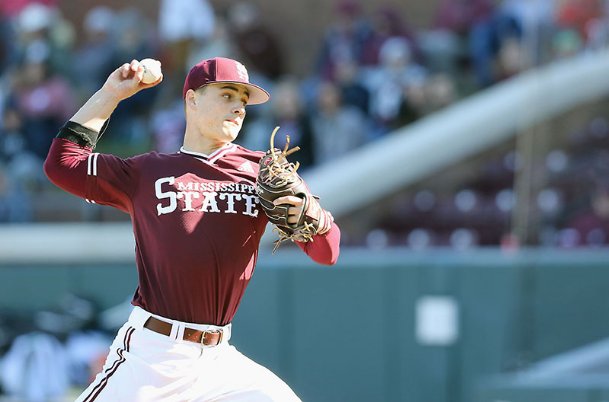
75, 306, 301, 402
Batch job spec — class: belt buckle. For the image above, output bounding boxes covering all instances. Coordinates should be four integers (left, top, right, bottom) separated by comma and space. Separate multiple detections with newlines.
201, 329, 223, 346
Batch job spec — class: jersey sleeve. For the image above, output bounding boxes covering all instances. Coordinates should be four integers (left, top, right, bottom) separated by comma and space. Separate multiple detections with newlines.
44, 122, 140, 213
296, 221, 341, 265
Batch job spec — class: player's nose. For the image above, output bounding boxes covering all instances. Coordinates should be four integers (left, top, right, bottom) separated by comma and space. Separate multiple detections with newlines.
232, 104, 246, 117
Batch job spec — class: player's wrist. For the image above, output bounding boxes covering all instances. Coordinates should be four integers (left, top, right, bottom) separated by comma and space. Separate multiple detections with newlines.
98, 85, 126, 104
316, 209, 333, 235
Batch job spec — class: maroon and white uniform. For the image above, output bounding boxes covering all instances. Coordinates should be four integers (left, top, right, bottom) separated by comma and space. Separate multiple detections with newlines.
44, 122, 340, 401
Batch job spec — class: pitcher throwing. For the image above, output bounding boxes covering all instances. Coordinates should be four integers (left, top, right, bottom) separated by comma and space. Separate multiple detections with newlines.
44, 57, 340, 401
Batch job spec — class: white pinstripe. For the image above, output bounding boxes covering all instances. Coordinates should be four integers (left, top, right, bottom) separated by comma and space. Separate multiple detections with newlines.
87, 153, 100, 176
92, 153, 99, 176
86, 153, 100, 204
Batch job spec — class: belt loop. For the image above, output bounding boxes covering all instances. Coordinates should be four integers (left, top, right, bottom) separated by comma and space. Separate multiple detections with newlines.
224, 323, 231, 340
129, 306, 149, 329
169, 321, 180, 340
176, 322, 186, 341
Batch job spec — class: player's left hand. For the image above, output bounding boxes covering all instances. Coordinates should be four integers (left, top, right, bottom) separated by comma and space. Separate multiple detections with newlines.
273, 196, 304, 225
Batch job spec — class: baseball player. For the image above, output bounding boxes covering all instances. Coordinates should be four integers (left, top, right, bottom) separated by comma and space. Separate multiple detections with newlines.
43, 57, 341, 401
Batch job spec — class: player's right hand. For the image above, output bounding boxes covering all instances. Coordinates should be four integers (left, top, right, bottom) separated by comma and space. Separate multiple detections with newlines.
101, 60, 163, 101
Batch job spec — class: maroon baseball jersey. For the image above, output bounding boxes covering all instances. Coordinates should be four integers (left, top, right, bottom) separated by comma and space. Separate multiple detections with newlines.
45, 129, 340, 325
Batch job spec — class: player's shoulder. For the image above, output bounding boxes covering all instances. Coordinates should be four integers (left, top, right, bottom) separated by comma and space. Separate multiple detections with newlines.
123, 150, 184, 168
132, 150, 185, 160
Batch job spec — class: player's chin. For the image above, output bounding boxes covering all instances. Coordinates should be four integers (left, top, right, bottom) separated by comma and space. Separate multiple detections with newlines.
222, 122, 241, 140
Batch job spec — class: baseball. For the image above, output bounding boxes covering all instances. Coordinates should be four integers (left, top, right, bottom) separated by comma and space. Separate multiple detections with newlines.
140, 58, 162, 84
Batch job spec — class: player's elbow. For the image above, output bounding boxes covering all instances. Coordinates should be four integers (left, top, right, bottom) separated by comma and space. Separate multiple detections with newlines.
321, 254, 339, 266
306, 250, 338, 266
43, 150, 72, 190
327, 226, 342, 265
43, 140, 82, 194
43, 153, 61, 185
321, 246, 340, 266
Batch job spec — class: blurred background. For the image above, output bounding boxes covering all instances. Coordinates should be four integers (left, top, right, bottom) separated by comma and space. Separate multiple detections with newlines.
1, 0, 609, 401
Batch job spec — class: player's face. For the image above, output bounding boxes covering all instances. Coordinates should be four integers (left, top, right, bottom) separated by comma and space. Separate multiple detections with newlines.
192, 84, 249, 142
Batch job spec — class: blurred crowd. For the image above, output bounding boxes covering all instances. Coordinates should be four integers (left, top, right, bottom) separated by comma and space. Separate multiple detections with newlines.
0, 0, 608, 249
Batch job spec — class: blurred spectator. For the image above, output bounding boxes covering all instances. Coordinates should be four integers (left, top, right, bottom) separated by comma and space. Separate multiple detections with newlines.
0, 105, 27, 164
105, 9, 159, 148
361, 5, 419, 66
419, 0, 494, 81
0, 103, 43, 192
151, 100, 186, 153
333, 58, 370, 114
551, 28, 584, 60
65, 331, 112, 389
495, 0, 557, 65
585, 0, 609, 50
0, 332, 69, 401
228, 2, 284, 80
363, 37, 428, 137
13, 2, 53, 69
13, 3, 74, 77
187, 14, 236, 69
0, 165, 32, 222
311, 80, 367, 164
432, 0, 495, 36
556, 0, 602, 40
422, 73, 457, 114
111, 8, 157, 68
158, 0, 215, 82
0, 15, 16, 75
0, 0, 57, 18
11, 47, 76, 160
495, 36, 529, 81
241, 77, 314, 169
316, 0, 371, 81
72, 6, 116, 96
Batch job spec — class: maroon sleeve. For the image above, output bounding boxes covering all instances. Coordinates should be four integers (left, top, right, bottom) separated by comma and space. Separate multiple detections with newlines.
44, 138, 138, 213
296, 221, 341, 265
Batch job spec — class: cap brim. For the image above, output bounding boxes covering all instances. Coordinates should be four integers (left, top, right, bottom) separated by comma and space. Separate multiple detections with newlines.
212, 81, 270, 105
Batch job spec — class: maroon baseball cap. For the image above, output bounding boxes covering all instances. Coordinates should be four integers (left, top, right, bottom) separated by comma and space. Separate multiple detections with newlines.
183, 57, 270, 105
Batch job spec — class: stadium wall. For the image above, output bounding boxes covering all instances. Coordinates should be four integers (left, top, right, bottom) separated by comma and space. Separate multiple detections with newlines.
1, 249, 608, 402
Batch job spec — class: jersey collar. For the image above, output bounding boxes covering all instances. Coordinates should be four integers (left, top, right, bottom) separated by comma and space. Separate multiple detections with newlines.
180, 143, 237, 163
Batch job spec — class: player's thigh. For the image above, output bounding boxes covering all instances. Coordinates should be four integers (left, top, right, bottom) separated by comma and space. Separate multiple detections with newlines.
75, 324, 198, 402
200, 345, 301, 402
74, 325, 135, 402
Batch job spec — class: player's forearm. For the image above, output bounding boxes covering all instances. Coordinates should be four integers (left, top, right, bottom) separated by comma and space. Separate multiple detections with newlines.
70, 87, 121, 132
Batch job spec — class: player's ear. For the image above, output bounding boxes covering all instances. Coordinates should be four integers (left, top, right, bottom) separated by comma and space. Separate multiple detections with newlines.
185, 89, 197, 108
